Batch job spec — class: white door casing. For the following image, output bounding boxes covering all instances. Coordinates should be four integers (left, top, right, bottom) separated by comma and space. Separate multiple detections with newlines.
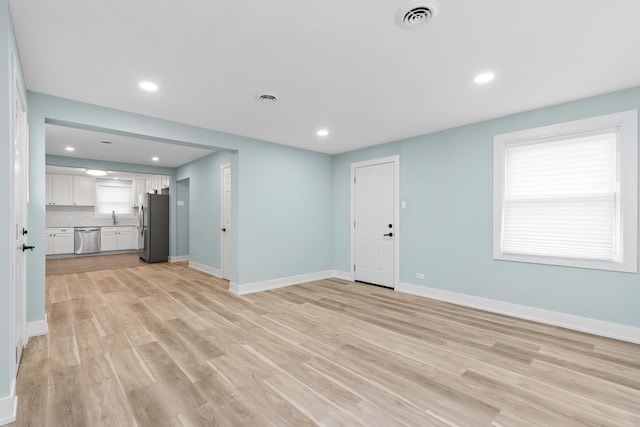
12, 55, 29, 374
221, 164, 231, 280
351, 156, 399, 288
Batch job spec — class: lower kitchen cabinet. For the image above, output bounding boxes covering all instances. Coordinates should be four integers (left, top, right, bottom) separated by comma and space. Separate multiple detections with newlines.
101, 227, 134, 252
45, 228, 74, 255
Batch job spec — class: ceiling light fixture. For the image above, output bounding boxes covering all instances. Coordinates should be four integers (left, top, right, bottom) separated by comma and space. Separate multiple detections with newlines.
86, 169, 107, 176
152, 156, 159, 162
139, 81, 159, 92
65, 146, 75, 151
474, 72, 495, 84
317, 129, 329, 137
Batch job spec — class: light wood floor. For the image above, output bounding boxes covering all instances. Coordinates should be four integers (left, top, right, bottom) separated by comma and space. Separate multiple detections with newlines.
12, 263, 640, 426
46, 253, 145, 276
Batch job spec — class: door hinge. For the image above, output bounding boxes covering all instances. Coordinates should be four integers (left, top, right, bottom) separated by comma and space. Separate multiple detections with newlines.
353, 220, 356, 228
354, 176, 356, 184
353, 264, 356, 271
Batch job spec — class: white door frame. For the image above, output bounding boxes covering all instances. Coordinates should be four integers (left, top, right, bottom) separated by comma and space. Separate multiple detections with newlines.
220, 163, 231, 280
11, 53, 28, 374
350, 155, 400, 288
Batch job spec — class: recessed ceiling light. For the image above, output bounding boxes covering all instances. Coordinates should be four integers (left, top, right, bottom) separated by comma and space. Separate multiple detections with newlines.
317, 129, 329, 137
86, 169, 107, 176
474, 72, 495, 84
152, 156, 159, 162
65, 146, 75, 152
139, 81, 159, 92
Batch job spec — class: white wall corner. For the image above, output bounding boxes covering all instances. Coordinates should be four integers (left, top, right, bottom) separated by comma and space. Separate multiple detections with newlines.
169, 255, 190, 263
396, 282, 640, 344
230, 270, 334, 296
189, 261, 222, 278
0, 380, 17, 426
27, 314, 48, 338
331, 270, 354, 281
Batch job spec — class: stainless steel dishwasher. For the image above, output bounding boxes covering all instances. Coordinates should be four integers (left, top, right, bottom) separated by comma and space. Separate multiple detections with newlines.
74, 227, 101, 254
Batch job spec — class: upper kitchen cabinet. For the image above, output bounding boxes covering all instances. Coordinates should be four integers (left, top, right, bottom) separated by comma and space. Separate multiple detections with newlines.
46, 174, 96, 206
133, 178, 146, 207
46, 174, 73, 205
73, 176, 96, 206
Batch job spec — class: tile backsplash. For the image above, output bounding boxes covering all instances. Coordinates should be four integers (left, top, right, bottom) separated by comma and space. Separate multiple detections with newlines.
46, 206, 139, 227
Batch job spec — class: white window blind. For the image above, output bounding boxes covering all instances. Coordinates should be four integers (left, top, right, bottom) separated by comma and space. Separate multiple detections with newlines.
95, 180, 133, 215
501, 130, 620, 261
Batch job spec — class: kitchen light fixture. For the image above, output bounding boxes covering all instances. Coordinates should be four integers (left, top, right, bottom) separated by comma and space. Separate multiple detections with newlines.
152, 156, 159, 161
65, 146, 75, 151
317, 129, 329, 137
474, 72, 495, 84
86, 169, 107, 176
139, 81, 159, 92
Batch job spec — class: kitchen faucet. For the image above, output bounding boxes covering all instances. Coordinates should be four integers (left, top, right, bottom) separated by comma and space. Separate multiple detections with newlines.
112, 210, 117, 225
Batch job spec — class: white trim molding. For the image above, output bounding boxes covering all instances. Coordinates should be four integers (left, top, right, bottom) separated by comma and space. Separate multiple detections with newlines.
169, 255, 190, 263
189, 261, 222, 278
27, 314, 48, 338
396, 282, 640, 344
331, 270, 355, 281
0, 380, 17, 426
230, 270, 335, 296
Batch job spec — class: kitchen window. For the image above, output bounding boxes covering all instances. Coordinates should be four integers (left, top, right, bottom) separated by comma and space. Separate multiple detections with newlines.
493, 110, 638, 272
95, 179, 134, 217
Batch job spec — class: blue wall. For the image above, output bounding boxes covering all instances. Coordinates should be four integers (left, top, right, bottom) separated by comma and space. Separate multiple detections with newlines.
334, 86, 640, 327
176, 178, 190, 257
177, 152, 232, 268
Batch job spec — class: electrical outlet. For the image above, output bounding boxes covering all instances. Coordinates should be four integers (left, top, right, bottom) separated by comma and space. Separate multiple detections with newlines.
416, 273, 425, 279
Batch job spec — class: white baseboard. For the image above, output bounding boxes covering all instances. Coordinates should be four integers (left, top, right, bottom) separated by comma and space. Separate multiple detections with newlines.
230, 270, 335, 296
27, 314, 48, 338
169, 255, 190, 263
0, 380, 16, 426
331, 270, 354, 281
189, 261, 222, 278
396, 282, 640, 344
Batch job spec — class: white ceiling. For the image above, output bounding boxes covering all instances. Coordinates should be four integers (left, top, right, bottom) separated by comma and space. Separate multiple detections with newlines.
46, 125, 215, 168
10, 0, 640, 155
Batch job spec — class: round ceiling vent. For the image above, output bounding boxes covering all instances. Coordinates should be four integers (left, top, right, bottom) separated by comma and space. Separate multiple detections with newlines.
257, 92, 278, 103
397, 0, 439, 29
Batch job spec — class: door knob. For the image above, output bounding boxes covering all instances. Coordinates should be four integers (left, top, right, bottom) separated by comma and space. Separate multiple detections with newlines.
221, 228, 226, 232
22, 244, 35, 252
22, 228, 28, 235
383, 232, 393, 237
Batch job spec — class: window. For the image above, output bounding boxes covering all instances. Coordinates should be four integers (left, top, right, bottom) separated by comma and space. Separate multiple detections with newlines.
493, 110, 638, 272
95, 179, 133, 217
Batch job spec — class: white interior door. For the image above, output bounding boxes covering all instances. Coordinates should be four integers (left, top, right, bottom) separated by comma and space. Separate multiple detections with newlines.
221, 164, 231, 280
354, 161, 396, 288
12, 60, 29, 374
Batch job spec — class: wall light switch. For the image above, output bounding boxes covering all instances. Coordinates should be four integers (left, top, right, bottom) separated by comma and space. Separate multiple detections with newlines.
177, 200, 184, 206
401, 201, 407, 209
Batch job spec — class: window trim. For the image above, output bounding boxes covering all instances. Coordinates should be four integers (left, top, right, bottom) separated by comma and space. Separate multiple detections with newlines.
493, 110, 638, 273
94, 179, 135, 219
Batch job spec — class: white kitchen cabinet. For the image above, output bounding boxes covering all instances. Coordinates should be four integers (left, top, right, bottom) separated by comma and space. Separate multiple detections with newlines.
72, 176, 96, 206
133, 179, 146, 207
101, 227, 134, 251
46, 174, 73, 206
45, 228, 74, 255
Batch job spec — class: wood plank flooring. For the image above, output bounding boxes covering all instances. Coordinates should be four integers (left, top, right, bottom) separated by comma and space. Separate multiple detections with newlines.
12, 262, 640, 426
46, 253, 145, 275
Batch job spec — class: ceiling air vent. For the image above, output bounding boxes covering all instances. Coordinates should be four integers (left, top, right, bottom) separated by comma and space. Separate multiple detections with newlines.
257, 92, 278, 103
397, 0, 439, 29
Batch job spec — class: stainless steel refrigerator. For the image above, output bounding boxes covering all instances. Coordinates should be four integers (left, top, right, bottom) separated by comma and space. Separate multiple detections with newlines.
139, 193, 169, 263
